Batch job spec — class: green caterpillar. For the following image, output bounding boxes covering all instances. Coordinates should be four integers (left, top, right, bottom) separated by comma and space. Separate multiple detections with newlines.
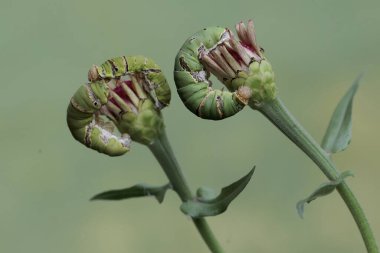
67, 81, 131, 156
174, 27, 252, 120
67, 56, 171, 156
88, 55, 171, 109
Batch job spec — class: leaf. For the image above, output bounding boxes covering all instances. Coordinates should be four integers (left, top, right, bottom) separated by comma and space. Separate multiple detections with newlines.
90, 183, 171, 203
321, 74, 363, 154
296, 171, 353, 218
180, 167, 255, 218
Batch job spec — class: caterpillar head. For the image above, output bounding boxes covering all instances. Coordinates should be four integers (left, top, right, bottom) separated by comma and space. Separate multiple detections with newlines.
88, 65, 103, 82
69, 81, 109, 114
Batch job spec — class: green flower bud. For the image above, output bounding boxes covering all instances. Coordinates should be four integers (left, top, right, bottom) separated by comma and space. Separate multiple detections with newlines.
116, 96, 164, 145
102, 75, 168, 145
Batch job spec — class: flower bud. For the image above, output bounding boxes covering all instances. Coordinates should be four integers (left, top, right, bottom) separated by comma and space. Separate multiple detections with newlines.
100, 74, 168, 145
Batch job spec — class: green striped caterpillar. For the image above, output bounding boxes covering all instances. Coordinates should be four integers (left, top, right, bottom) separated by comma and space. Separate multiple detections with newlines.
88, 55, 171, 110
174, 20, 276, 120
67, 56, 171, 156
67, 81, 131, 156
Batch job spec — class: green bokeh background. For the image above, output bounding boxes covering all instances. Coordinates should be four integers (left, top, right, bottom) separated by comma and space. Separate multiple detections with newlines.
1, 0, 379, 252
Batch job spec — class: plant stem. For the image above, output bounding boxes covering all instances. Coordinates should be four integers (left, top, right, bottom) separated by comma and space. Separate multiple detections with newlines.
148, 129, 225, 253
254, 97, 378, 253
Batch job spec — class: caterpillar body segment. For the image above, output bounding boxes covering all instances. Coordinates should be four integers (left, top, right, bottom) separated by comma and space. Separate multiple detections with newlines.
88, 56, 171, 109
67, 81, 131, 156
174, 27, 249, 120
144, 71, 171, 108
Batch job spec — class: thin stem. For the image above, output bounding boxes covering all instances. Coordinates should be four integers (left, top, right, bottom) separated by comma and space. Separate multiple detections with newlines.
148, 129, 225, 253
255, 98, 378, 253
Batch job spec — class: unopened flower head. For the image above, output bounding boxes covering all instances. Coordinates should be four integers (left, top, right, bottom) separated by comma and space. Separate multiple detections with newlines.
101, 76, 166, 145
199, 20, 276, 104
89, 56, 171, 145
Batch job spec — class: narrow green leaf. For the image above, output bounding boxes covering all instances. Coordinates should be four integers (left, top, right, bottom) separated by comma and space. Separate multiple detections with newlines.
321, 74, 362, 154
90, 183, 171, 203
180, 167, 255, 218
297, 171, 353, 218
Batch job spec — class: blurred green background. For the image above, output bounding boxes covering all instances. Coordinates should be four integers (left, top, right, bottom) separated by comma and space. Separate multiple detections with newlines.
1, 0, 379, 252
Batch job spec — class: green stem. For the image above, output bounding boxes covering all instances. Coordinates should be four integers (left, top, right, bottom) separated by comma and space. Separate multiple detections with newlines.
254, 97, 378, 253
148, 129, 225, 253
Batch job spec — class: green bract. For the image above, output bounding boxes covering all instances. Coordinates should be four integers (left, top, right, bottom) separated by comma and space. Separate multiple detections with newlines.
116, 99, 165, 145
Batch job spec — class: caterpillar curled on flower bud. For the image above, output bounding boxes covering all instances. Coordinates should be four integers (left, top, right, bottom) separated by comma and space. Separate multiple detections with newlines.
67, 81, 131, 156
174, 27, 253, 120
88, 55, 171, 110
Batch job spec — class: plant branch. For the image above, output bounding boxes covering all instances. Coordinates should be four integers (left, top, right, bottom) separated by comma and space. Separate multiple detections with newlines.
148, 129, 225, 253
255, 97, 378, 253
